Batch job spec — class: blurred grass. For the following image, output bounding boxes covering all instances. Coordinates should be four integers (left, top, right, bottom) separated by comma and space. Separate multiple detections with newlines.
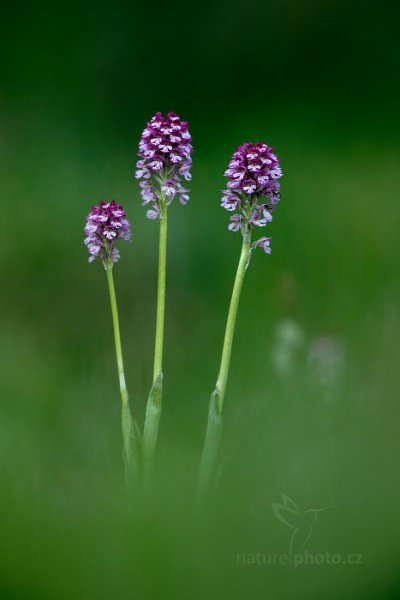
1, 104, 399, 599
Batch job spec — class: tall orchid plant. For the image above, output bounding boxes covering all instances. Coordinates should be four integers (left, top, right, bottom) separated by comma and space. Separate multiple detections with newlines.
198, 142, 282, 493
136, 112, 193, 481
84, 200, 140, 486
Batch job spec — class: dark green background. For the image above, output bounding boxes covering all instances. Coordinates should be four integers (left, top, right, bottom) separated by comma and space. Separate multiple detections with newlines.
1, 1, 399, 598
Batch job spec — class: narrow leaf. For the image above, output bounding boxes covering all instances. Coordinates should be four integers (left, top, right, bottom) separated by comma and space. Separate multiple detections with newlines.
142, 371, 163, 478
122, 402, 142, 485
198, 388, 223, 496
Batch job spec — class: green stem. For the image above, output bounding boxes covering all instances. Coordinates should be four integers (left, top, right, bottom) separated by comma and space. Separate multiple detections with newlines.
215, 231, 251, 411
198, 231, 251, 494
143, 200, 167, 481
106, 265, 128, 407
153, 201, 167, 381
106, 263, 139, 486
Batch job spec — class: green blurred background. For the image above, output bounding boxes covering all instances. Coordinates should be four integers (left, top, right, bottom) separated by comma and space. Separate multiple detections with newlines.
1, 0, 400, 598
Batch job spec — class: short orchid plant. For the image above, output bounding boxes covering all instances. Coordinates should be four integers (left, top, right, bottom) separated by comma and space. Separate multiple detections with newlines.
83, 112, 282, 495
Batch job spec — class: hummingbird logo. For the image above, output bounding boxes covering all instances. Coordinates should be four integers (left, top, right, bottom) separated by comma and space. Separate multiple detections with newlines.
271, 493, 336, 565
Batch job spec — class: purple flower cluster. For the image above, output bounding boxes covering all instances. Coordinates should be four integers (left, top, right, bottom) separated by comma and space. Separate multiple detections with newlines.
135, 112, 193, 219
84, 200, 131, 265
221, 142, 282, 236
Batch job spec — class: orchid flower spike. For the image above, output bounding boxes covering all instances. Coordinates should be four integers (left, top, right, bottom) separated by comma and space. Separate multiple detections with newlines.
136, 111, 193, 219
84, 200, 131, 267
221, 142, 282, 254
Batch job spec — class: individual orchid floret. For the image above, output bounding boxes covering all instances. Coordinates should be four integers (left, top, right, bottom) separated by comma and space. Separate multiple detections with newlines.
221, 142, 282, 252
84, 200, 131, 266
135, 112, 193, 218
251, 237, 272, 254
